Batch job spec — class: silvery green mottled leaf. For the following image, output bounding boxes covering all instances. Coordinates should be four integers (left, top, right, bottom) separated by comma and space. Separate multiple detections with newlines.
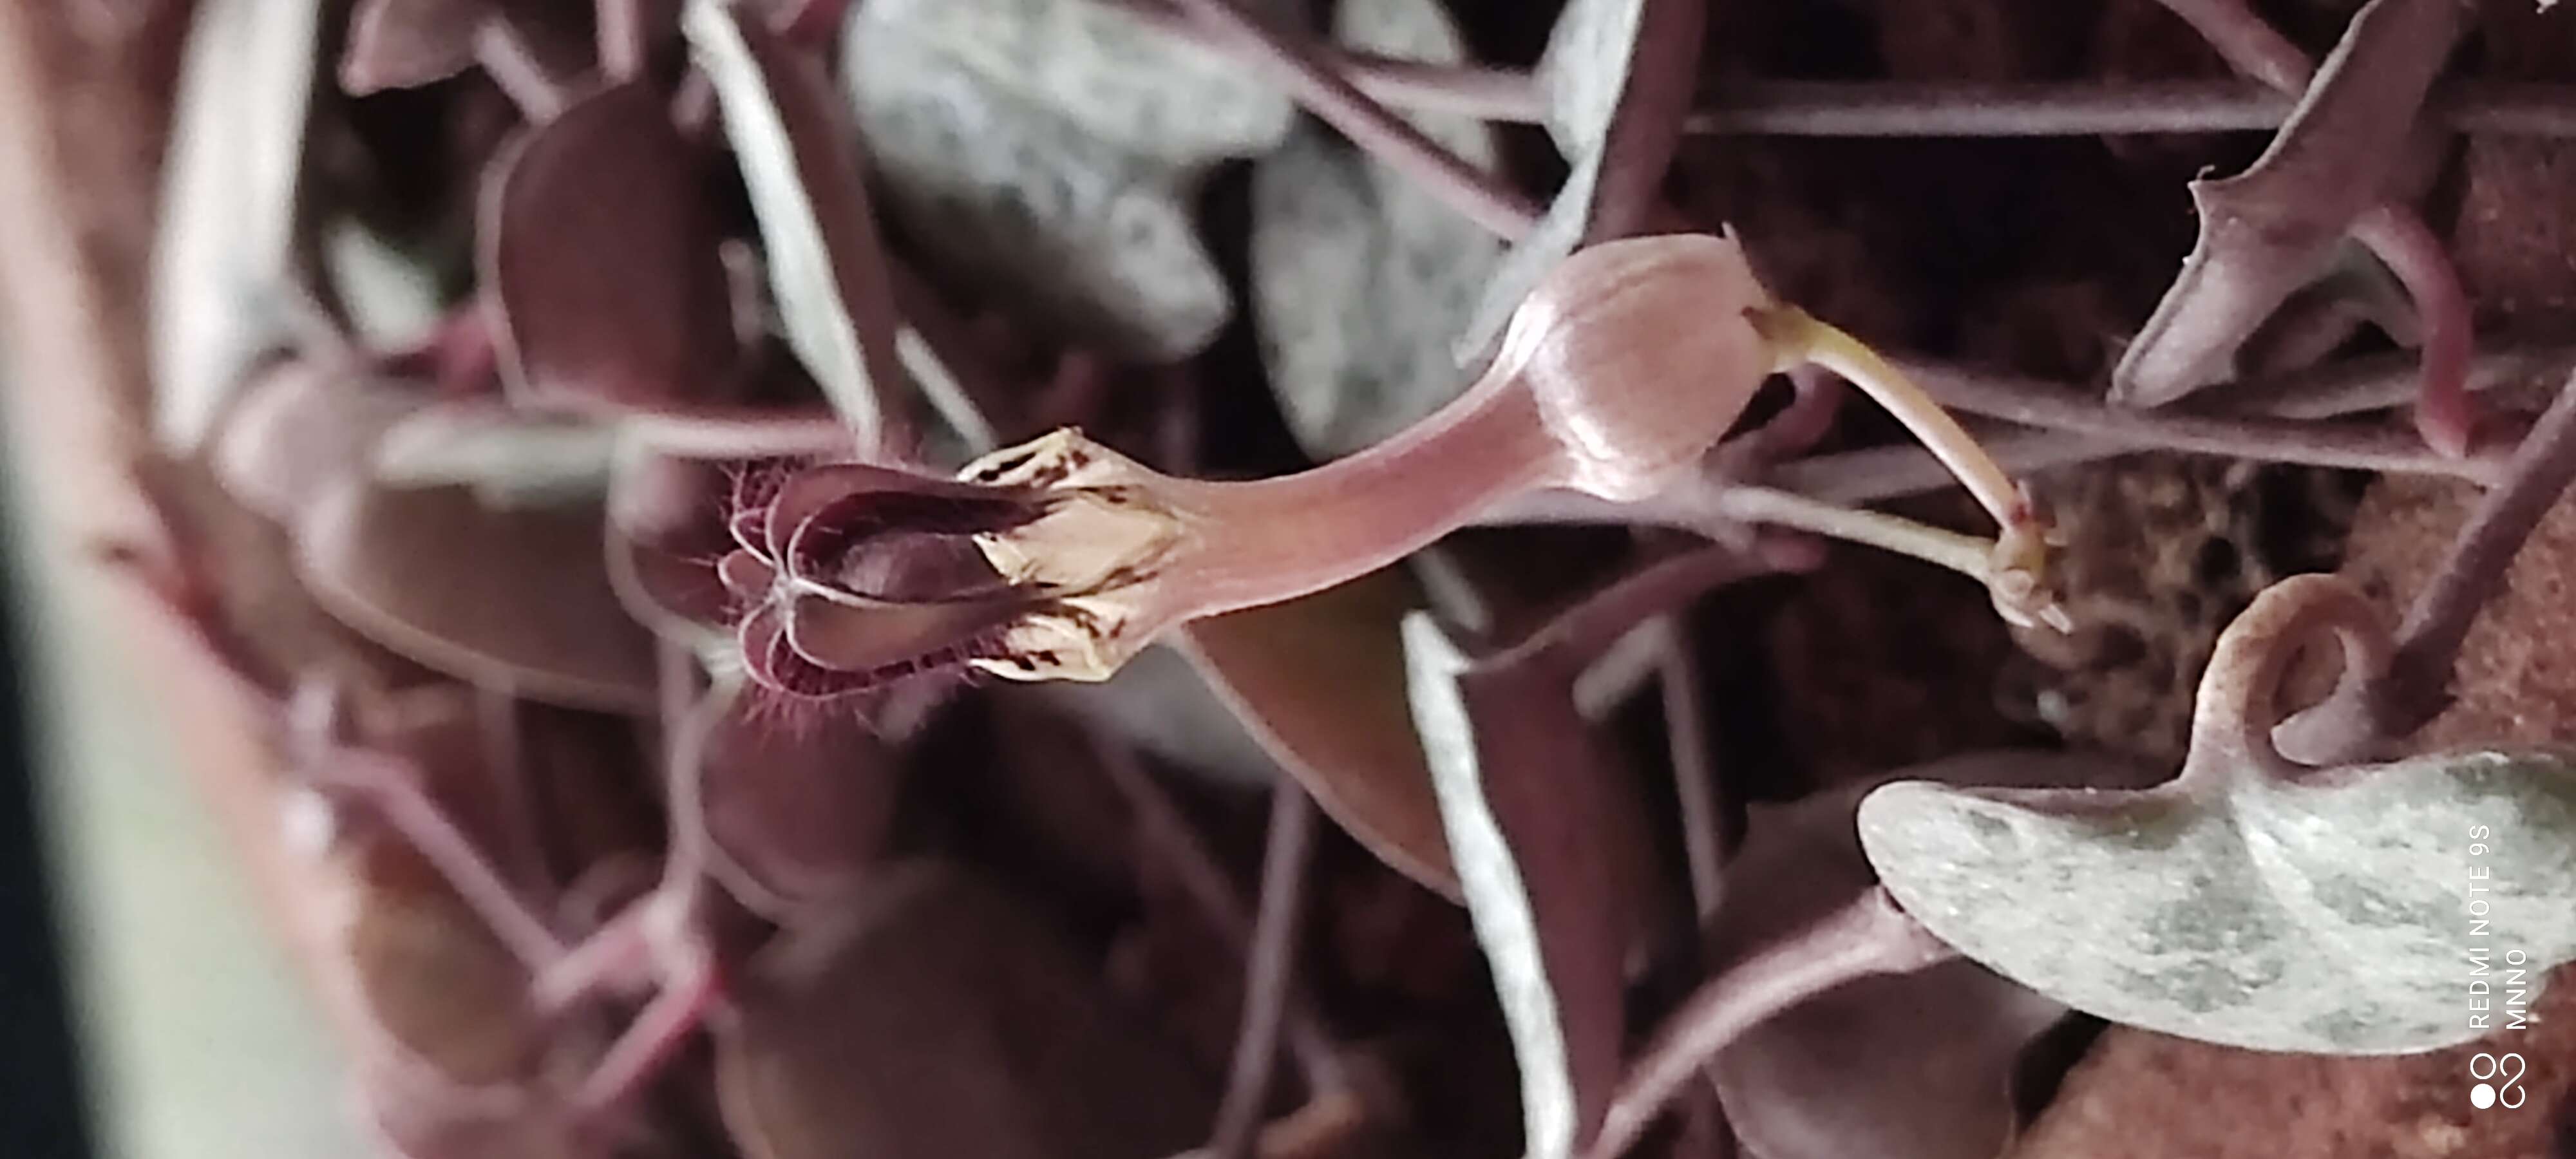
481, 81, 736, 415
686, 0, 906, 444
1859, 574, 2576, 1055
298, 478, 658, 712
1455, 0, 1702, 361
1251, 0, 1502, 457
152, 0, 323, 451
846, 0, 1291, 361
1539, 0, 1658, 157
1403, 613, 1625, 1159
855, 0, 1291, 165
372, 404, 618, 505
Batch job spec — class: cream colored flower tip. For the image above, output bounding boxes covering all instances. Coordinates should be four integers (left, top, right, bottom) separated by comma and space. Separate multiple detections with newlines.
959, 429, 1189, 683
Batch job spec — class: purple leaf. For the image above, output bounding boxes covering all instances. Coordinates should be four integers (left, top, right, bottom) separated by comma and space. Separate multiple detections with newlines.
481, 80, 737, 416
716, 863, 1215, 1159
1178, 572, 1458, 896
2110, 0, 2469, 409
296, 478, 659, 711
685, 685, 900, 918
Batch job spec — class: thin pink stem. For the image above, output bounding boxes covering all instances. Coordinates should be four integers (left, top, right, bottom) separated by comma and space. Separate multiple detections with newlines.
1229, 48, 2576, 138
1893, 355, 2506, 480
2352, 205, 2476, 455
473, 21, 568, 120
619, 404, 857, 459
1581, 890, 1953, 1159
310, 751, 569, 974
573, 950, 722, 1115
1208, 783, 1318, 1159
594, 0, 645, 81
1657, 639, 1724, 923
2154, 0, 2313, 91
1159, 0, 1539, 239
534, 905, 659, 1010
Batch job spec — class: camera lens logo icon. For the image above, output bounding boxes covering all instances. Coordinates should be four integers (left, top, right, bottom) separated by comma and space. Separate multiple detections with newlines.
2470, 1052, 2526, 1110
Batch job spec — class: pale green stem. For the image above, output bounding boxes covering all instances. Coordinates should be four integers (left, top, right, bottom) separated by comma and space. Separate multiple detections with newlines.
1755, 306, 2028, 532
1710, 486, 1994, 582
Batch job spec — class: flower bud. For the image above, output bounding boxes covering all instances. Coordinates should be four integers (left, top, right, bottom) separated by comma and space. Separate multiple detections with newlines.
1492, 233, 1776, 502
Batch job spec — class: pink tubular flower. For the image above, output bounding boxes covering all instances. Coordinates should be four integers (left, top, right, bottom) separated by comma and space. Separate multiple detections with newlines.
721, 234, 2061, 699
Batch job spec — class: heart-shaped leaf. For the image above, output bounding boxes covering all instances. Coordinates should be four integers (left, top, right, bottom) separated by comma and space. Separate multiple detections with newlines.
1251, 0, 1502, 457
1709, 751, 2141, 1159
844, 0, 1293, 361
481, 80, 737, 416
686, 0, 907, 444
1861, 574, 2576, 1053
855, 0, 1295, 164
1403, 612, 1629, 1159
153, 0, 325, 451
1177, 571, 1457, 896
1454, 0, 1702, 361
717, 863, 1213, 1159
683, 683, 900, 918
298, 478, 659, 712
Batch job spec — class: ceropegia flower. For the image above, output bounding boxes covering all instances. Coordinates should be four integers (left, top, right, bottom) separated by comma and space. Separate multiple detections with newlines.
726, 232, 2060, 697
